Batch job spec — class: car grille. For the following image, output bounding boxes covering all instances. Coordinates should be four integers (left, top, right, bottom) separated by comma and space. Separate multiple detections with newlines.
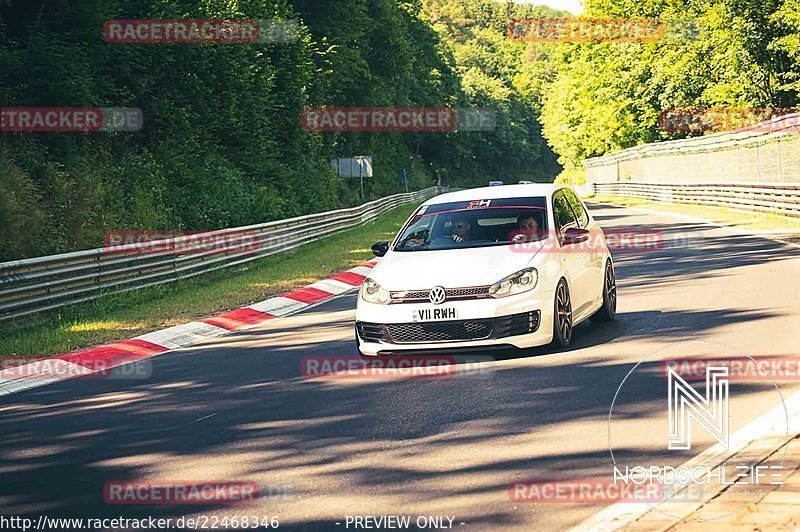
389, 286, 491, 304
386, 320, 493, 343
356, 311, 540, 345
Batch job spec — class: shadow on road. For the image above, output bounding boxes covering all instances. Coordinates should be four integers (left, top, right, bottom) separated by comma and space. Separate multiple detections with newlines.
0, 204, 797, 528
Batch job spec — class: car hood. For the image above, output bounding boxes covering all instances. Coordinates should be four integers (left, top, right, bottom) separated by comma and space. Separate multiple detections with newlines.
371, 241, 544, 289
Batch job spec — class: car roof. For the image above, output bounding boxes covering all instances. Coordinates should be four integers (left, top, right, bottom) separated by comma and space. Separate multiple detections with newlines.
423, 183, 566, 206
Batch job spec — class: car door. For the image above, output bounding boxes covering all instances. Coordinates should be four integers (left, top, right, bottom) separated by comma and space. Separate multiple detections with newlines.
552, 189, 594, 317
563, 188, 605, 308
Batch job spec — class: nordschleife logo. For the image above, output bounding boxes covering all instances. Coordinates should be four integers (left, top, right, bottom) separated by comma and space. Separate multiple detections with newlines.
667, 366, 729, 450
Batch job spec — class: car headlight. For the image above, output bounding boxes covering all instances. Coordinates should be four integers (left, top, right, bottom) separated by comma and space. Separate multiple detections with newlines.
489, 267, 539, 298
360, 278, 391, 304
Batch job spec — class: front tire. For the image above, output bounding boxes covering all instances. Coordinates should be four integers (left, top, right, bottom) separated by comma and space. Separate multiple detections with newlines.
551, 279, 573, 347
590, 259, 617, 323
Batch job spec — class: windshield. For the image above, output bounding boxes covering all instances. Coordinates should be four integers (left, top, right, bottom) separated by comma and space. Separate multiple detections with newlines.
394, 197, 548, 252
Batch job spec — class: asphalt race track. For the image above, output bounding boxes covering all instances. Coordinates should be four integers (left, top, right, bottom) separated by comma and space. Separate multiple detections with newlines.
1, 203, 799, 530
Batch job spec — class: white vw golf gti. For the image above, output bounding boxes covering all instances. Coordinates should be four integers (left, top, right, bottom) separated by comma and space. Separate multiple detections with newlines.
355, 184, 617, 356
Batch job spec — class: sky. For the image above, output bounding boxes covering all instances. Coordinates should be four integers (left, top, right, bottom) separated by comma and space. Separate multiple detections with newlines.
516, 0, 584, 14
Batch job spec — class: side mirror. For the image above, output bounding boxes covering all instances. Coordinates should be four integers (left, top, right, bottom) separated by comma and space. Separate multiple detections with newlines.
563, 227, 590, 245
371, 241, 390, 257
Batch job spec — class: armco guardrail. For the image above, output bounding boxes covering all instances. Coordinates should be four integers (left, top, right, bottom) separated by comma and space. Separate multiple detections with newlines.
589, 182, 800, 218
0, 188, 437, 323
584, 112, 800, 184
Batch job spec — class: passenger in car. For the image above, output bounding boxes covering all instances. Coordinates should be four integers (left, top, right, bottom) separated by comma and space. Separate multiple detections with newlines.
511, 214, 540, 242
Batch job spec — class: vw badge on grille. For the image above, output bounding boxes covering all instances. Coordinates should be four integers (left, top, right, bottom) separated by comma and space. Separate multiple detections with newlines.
429, 286, 447, 305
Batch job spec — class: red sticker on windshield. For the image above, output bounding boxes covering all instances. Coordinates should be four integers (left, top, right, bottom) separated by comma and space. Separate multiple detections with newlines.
467, 199, 491, 209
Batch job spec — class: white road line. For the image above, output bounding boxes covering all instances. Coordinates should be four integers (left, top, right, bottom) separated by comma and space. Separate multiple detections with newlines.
308, 278, 355, 295
248, 296, 309, 316
348, 265, 375, 277
191, 412, 219, 424
0, 377, 61, 396
135, 321, 228, 350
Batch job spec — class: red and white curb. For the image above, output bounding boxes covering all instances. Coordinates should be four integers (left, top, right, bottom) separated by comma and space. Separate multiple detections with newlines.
0, 261, 377, 399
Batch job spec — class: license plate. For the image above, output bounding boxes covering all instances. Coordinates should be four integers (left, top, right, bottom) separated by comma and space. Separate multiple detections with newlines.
413, 307, 457, 321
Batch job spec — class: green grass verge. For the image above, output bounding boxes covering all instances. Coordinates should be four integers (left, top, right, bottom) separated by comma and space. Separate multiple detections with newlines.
0, 203, 419, 359
587, 194, 800, 233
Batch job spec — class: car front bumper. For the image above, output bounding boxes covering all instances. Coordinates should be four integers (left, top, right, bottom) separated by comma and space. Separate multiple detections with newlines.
355, 288, 555, 356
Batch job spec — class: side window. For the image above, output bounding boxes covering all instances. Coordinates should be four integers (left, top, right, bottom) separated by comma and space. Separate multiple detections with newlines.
394, 209, 431, 248
564, 189, 589, 228
552, 191, 578, 239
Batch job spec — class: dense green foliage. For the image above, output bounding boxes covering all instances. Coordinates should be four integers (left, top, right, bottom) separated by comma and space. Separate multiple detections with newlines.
0, 0, 559, 260
422, 0, 566, 183
6, 0, 796, 260
539, 0, 800, 177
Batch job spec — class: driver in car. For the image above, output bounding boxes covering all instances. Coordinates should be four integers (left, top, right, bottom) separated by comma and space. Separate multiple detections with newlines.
451, 217, 473, 243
